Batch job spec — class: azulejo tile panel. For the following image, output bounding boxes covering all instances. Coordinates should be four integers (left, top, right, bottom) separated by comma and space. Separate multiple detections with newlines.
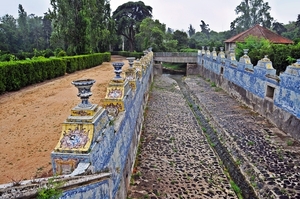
55, 123, 94, 153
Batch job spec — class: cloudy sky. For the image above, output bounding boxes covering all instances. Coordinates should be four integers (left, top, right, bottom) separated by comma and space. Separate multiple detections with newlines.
0, 0, 299, 32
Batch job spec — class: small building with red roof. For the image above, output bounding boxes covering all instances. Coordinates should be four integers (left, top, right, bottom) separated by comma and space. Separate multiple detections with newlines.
224, 24, 294, 52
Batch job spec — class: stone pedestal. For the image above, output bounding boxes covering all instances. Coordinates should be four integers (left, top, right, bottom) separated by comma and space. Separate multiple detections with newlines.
54, 105, 106, 153
103, 62, 130, 117
53, 79, 106, 154
212, 47, 217, 60
125, 68, 138, 91
52, 79, 110, 175
217, 47, 226, 63
228, 48, 237, 66
134, 60, 143, 80
206, 46, 211, 58
239, 49, 253, 71
126, 57, 138, 91
255, 55, 276, 76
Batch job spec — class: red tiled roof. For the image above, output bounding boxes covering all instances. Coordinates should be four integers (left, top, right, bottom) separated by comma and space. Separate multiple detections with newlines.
224, 24, 294, 44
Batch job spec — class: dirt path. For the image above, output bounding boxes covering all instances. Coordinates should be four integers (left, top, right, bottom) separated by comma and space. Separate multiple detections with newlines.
0, 55, 129, 184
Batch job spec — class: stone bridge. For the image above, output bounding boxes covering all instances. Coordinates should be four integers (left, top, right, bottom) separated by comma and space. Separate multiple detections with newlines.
153, 52, 198, 76
154, 52, 197, 63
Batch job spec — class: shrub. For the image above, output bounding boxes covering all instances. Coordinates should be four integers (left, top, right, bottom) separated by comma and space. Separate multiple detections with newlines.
44, 49, 55, 58
236, 36, 300, 74
57, 50, 67, 57
113, 51, 144, 59
0, 52, 110, 94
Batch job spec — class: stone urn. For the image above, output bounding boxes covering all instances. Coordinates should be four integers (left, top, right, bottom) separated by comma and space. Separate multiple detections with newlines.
126, 57, 135, 68
112, 62, 124, 80
143, 50, 148, 55
72, 79, 95, 108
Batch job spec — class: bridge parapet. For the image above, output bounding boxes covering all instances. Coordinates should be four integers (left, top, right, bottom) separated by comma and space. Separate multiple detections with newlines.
154, 52, 197, 63
154, 52, 197, 57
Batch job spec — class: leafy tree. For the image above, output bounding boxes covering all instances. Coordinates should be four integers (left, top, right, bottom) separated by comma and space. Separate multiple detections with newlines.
188, 28, 229, 50
42, 13, 52, 49
112, 1, 152, 52
235, 35, 271, 62
135, 18, 164, 51
188, 24, 195, 37
200, 20, 210, 39
272, 21, 287, 35
172, 30, 188, 50
17, 4, 29, 51
296, 14, 300, 29
164, 31, 178, 52
136, 18, 178, 52
0, 15, 19, 52
50, 0, 113, 55
27, 14, 44, 50
282, 22, 298, 40
231, 0, 273, 31
50, 0, 89, 55
86, 0, 115, 52
167, 27, 174, 34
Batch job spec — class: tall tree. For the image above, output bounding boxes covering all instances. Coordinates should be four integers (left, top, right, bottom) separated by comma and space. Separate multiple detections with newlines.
188, 24, 195, 37
200, 20, 210, 39
231, 0, 273, 31
0, 15, 18, 52
86, 0, 115, 52
112, 1, 152, 52
42, 13, 52, 49
167, 28, 174, 34
135, 17, 178, 52
296, 14, 300, 29
27, 14, 44, 50
272, 21, 287, 35
135, 18, 165, 51
17, 4, 29, 51
172, 30, 188, 50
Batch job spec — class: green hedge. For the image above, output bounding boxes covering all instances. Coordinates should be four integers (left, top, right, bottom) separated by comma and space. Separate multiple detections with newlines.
0, 52, 111, 94
111, 51, 144, 59
64, 52, 111, 73
0, 58, 66, 92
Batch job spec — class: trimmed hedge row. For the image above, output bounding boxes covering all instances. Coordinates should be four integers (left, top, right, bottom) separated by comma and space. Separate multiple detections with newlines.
0, 53, 111, 94
111, 51, 144, 59
64, 52, 111, 73
0, 59, 66, 93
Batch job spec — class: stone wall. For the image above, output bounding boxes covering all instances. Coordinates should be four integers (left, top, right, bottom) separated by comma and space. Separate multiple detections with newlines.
196, 48, 300, 141
49, 52, 154, 199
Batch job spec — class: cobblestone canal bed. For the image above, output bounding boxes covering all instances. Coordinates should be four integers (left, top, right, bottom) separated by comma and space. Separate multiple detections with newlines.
128, 74, 300, 199
185, 76, 300, 199
128, 75, 238, 199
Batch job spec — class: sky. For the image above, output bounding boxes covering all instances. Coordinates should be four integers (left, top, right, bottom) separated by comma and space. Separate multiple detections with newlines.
0, 0, 299, 32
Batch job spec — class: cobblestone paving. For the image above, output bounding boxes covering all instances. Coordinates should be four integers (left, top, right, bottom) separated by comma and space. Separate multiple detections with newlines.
185, 76, 300, 199
128, 75, 237, 199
